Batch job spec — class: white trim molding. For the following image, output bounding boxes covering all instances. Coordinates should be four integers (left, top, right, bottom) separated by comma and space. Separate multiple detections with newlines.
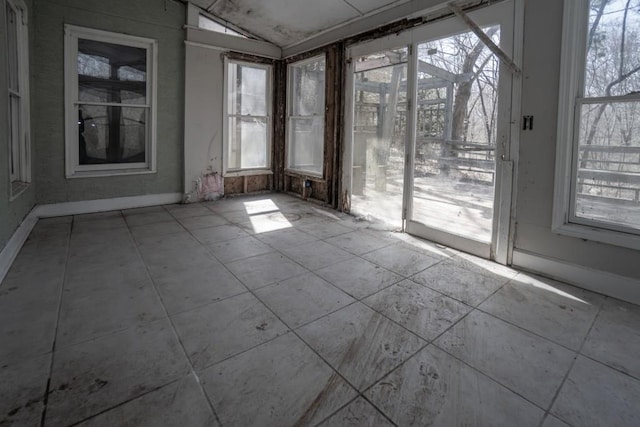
512, 249, 640, 306
553, 0, 640, 250
64, 25, 158, 178
0, 193, 182, 284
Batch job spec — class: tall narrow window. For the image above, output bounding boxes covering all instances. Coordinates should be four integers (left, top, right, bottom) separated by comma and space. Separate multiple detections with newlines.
555, 0, 640, 246
224, 59, 272, 172
64, 25, 157, 177
287, 55, 326, 176
5, 0, 30, 196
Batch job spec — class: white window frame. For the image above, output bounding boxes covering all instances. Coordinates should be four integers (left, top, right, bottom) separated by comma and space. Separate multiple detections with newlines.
5, 0, 30, 199
64, 25, 158, 178
554, 0, 640, 250
222, 57, 273, 176
286, 54, 326, 177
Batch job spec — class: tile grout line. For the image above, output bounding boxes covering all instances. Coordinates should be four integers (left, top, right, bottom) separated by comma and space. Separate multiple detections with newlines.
39, 216, 75, 427
191, 223, 384, 425
124, 207, 225, 427
538, 295, 608, 427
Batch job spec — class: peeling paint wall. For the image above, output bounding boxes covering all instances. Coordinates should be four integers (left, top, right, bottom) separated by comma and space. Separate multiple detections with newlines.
32, 0, 185, 204
0, 0, 36, 252
184, 44, 224, 201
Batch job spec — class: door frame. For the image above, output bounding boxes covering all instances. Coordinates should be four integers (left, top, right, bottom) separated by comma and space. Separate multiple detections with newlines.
343, 0, 523, 265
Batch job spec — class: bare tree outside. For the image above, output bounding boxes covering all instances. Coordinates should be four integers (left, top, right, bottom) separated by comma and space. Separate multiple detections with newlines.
575, 0, 640, 231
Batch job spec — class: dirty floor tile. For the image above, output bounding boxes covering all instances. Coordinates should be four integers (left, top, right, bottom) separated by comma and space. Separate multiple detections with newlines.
434, 310, 576, 408
479, 273, 603, 350
297, 303, 425, 390
77, 374, 217, 427
411, 261, 509, 306
281, 240, 354, 271
0, 354, 50, 427
226, 252, 309, 290
365, 345, 544, 426
362, 244, 440, 276
551, 356, 640, 426
319, 397, 393, 426
255, 273, 355, 328
582, 298, 640, 379
363, 279, 471, 341
316, 257, 402, 300
171, 292, 288, 370
45, 319, 190, 426
200, 333, 357, 426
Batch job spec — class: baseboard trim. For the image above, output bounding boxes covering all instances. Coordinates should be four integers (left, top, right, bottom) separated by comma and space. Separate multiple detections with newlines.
0, 192, 183, 284
512, 249, 640, 305
33, 193, 183, 218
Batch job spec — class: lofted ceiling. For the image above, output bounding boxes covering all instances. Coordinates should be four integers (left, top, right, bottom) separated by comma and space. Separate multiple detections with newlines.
188, 0, 411, 48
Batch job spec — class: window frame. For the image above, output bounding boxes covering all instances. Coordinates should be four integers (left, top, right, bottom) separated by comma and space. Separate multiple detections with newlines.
5, 0, 30, 199
554, 0, 640, 250
286, 54, 326, 177
64, 25, 158, 178
222, 57, 273, 176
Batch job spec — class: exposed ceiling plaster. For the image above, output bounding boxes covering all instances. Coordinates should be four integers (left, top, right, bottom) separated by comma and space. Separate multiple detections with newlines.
188, 0, 410, 47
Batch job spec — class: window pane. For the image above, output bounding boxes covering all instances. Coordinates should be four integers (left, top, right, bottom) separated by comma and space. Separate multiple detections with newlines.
291, 57, 325, 116
228, 63, 268, 116
354, 47, 408, 73
78, 39, 147, 104
575, 101, 640, 230
198, 14, 247, 38
6, 3, 19, 91
227, 117, 268, 169
288, 117, 324, 175
78, 105, 147, 165
585, 0, 640, 97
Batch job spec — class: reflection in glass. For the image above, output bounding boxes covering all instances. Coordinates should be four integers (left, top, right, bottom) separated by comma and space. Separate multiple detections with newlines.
76, 38, 149, 166
78, 106, 146, 164
351, 47, 408, 228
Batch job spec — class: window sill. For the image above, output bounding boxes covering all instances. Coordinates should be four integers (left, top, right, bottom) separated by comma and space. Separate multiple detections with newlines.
224, 169, 273, 178
10, 181, 29, 201
66, 168, 156, 179
552, 221, 640, 251
284, 169, 324, 180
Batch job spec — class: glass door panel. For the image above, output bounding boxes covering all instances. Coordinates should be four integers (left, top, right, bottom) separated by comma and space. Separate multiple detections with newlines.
410, 27, 500, 244
351, 48, 408, 228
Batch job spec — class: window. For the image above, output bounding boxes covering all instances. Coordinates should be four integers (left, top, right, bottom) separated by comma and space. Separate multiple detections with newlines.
224, 59, 272, 173
5, 0, 30, 197
287, 55, 326, 176
198, 14, 247, 39
64, 25, 157, 177
555, 0, 640, 248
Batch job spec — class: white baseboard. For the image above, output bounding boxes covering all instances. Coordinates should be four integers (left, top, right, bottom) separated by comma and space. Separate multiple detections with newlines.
0, 192, 183, 284
0, 214, 39, 285
33, 193, 183, 217
512, 249, 640, 305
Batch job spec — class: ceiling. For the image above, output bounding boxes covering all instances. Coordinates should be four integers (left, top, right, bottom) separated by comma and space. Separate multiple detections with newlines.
188, 0, 411, 47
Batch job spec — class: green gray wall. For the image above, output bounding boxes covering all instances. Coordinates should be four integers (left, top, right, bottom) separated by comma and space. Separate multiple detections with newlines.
32, 0, 185, 204
0, 0, 36, 252
515, 0, 640, 281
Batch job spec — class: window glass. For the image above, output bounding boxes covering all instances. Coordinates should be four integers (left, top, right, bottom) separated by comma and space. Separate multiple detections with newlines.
226, 61, 271, 171
571, 1, 640, 233
287, 56, 326, 175
66, 26, 156, 176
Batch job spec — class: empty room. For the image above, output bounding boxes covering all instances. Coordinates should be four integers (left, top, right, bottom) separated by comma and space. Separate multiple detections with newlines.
1, 0, 639, 425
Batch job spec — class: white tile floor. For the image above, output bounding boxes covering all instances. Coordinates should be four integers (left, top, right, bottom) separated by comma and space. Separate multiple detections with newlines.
1, 193, 640, 426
